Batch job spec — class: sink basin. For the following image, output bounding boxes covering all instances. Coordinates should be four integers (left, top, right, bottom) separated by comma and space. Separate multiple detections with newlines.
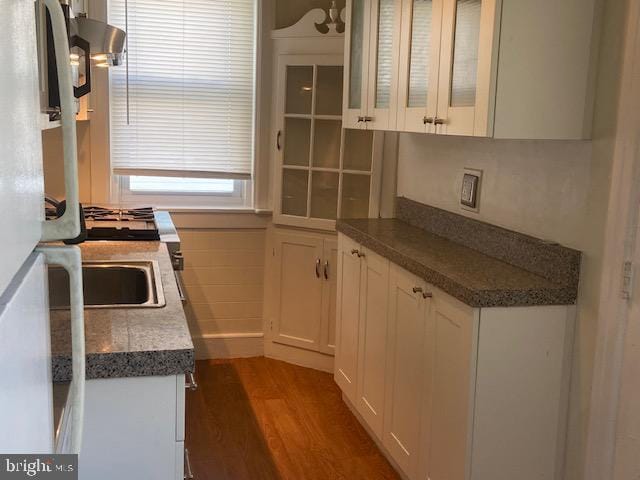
48, 260, 166, 309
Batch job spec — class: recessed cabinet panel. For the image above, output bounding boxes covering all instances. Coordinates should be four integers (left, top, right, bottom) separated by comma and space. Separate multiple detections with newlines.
383, 266, 428, 478
310, 171, 339, 220
356, 250, 390, 437
273, 234, 324, 351
316, 66, 344, 116
286, 66, 314, 114
450, 0, 481, 107
341, 174, 371, 219
281, 169, 309, 217
335, 235, 363, 402
284, 118, 311, 166
429, 293, 475, 480
312, 119, 342, 168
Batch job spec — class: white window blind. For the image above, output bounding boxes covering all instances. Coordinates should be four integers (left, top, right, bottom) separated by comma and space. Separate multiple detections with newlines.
109, 0, 256, 179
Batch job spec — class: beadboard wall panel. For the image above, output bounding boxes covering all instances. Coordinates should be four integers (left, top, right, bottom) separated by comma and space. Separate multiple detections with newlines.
178, 228, 266, 358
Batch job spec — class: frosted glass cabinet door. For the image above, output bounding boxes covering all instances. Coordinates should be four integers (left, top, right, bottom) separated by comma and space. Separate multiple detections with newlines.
436, 0, 498, 136
396, 0, 443, 133
366, 0, 402, 130
344, 0, 371, 129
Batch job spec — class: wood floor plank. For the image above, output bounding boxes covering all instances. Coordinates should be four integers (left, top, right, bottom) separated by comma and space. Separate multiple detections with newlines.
186, 357, 401, 480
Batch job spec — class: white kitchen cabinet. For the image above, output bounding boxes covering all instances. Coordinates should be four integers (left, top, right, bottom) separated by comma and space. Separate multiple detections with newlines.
344, 0, 402, 131
270, 230, 338, 357
428, 289, 478, 480
320, 239, 339, 355
348, 0, 598, 139
334, 232, 575, 480
383, 264, 430, 479
355, 247, 390, 437
334, 234, 362, 402
79, 374, 187, 480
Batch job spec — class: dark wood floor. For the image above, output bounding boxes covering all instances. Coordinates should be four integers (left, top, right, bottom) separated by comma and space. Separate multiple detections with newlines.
186, 357, 401, 480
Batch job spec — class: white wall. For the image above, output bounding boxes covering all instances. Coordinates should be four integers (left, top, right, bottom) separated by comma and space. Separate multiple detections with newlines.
395, 0, 627, 478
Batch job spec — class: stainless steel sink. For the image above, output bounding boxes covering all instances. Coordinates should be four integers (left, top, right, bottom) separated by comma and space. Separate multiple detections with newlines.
48, 260, 166, 309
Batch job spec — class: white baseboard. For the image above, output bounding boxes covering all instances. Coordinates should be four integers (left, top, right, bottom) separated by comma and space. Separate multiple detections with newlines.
192, 333, 264, 359
264, 339, 334, 373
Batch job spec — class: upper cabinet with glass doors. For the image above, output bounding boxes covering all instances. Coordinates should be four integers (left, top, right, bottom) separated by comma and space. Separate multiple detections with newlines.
346, 0, 599, 139
343, 0, 403, 131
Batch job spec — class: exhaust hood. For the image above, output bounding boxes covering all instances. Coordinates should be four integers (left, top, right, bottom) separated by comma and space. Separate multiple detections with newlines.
70, 17, 126, 67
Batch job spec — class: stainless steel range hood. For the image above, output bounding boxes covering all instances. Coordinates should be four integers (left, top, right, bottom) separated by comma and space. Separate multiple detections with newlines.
70, 17, 126, 67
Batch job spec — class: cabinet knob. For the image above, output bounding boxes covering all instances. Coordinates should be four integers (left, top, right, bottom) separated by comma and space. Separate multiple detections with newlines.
423, 116, 434, 125
350, 249, 365, 258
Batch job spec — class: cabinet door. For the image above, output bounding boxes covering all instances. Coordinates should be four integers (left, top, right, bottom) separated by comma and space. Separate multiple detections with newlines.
429, 290, 477, 480
396, 0, 443, 133
273, 232, 324, 351
383, 265, 429, 479
436, 0, 498, 136
319, 238, 338, 355
334, 234, 362, 403
356, 248, 390, 437
344, 0, 372, 129
366, 0, 402, 130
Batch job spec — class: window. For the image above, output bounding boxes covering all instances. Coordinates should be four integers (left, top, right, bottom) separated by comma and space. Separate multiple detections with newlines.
108, 0, 256, 207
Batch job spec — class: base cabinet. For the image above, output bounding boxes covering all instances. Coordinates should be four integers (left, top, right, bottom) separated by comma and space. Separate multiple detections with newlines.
78, 374, 186, 480
335, 233, 574, 480
383, 265, 431, 479
264, 228, 338, 371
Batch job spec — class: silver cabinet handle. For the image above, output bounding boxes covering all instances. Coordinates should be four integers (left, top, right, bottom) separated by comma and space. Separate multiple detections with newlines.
276, 130, 282, 151
351, 249, 365, 258
413, 286, 423, 294
434, 118, 446, 125
185, 372, 198, 391
423, 116, 434, 125
41, 0, 81, 242
184, 447, 194, 479
357, 116, 364, 123
37, 246, 85, 454
315, 258, 321, 278
324, 261, 329, 280
422, 292, 433, 299
175, 270, 186, 304
363, 116, 373, 122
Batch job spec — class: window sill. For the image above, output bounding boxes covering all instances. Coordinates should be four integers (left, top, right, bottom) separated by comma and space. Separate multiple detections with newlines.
164, 207, 272, 215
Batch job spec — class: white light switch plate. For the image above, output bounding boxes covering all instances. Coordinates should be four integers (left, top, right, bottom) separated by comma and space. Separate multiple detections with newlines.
461, 168, 482, 212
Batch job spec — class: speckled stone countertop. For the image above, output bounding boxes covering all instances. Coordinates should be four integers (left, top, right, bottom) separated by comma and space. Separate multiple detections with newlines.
51, 241, 194, 382
336, 217, 580, 308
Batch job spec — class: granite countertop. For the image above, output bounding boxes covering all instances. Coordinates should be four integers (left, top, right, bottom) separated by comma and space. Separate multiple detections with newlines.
336, 218, 578, 308
51, 241, 194, 382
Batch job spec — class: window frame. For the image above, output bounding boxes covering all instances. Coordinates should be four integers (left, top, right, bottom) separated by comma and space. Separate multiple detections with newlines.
105, 0, 261, 209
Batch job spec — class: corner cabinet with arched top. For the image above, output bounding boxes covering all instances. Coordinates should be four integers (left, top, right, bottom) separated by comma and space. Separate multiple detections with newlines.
343, 0, 599, 139
265, 9, 387, 372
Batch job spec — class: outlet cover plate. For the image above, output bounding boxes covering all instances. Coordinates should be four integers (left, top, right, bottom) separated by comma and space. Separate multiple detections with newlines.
461, 168, 482, 212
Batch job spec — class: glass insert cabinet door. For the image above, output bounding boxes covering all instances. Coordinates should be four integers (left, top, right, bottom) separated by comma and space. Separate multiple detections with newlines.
397, 0, 443, 133
276, 56, 381, 231
366, 0, 402, 131
436, 0, 491, 136
344, 0, 371, 129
